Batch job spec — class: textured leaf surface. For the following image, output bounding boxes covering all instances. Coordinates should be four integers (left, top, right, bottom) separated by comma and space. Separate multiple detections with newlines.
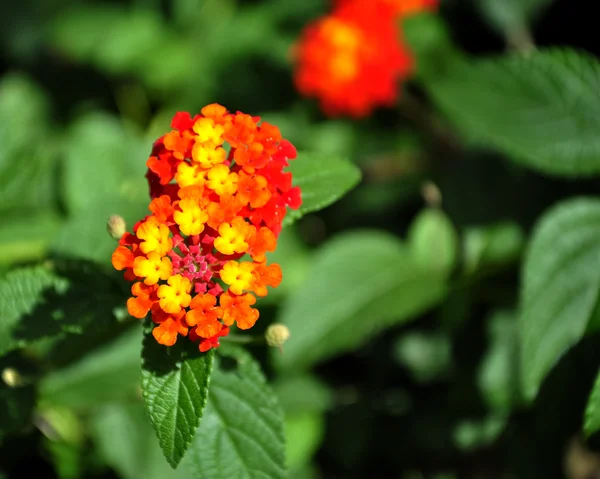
423, 48, 600, 176
0, 261, 124, 357
520, 198, 600, 401
0, 266, 65, 356
188, 345, 286, 479
276, 231, 447, 371
141, 328, 214, 468
284, 152, 361, 225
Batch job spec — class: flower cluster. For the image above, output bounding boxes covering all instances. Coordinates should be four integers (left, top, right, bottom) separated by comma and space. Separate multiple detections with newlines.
111, 104, 301, 352
293, 0, 438, 117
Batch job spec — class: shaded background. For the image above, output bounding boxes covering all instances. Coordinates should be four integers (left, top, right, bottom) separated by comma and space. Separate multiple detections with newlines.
2, 0, 600, 478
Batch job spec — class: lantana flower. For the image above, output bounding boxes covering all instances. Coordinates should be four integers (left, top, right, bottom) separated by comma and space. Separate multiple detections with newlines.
293, 0, 438, 117
112, 104, 301, 352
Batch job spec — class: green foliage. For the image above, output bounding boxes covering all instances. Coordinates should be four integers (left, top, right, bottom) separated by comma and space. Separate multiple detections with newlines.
141, 327, 214, 468
584, 369, 600, 437
39, 327, 142, 410
408, 208, 459, 278
284, 152, 362, 225
91, 403, 188, 479
478, 311, 522, 413
520, 198, 600, 401
0, 265, 65, 356
0, 358, 35, 438
476, 0, 555, 37
453, 416, 507, 452
3, 0, 600, 477
54, 113, 149, 263
187, 345, 286, 479
426, 48, 600, 176
406, 19, 600, 177
462, 222, 525, 276
276, 231, 448, 371
394, 331, 453, 383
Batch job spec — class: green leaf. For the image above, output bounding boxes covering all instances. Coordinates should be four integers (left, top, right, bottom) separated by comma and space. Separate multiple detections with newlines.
45, 439, 82, 479
453, 416, 507, 452
285, 413, 324, 470
463, 222, 524, 276
394, 332, 453, 383
585, 369, 600, 436
187, 345, 286, 479
273, 375, 333, 416
0, 265, 65, 356
520, 198, 600, 401
141, 327, 214, 468
62, 112, 148, 215
259, 227, 311, 305
477, 311, 522, 413
420, 48, 600, 176
39, 327, 142, 410
275, 231, 448, 371
408, 208, 458, 278
0, 74, 58, 214
284, 152, 361, 226
0, 261, 124, 357
0, 212, 63, 265
91, 403, 188, 479
54, 113, 149, 263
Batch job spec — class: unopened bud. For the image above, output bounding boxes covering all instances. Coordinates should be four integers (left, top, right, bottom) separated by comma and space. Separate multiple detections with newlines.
107, 215, 127, 239
265, 324, 290, 350
421, 181, 442, 208
2, 367, 23, 387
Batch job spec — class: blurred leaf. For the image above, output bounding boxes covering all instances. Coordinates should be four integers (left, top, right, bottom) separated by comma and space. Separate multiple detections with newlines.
520, 198, 600, 401
284, 152, 361, 226
463, 222, 525, 276
418, 48, 600, 176
260, 227, 311, 305
0, 212, 63, 265
39, 327, 141, 410
403, 13, 460, 79
453, 416, 507, 452
273, 375, 333, 416
276, 231, 448, 371
394, 332, 453, 383
408, 208, 459, 279
285, 413, 324, 470
584, 368, 600, 437
44, 439, 82, 479
91, 403, 187, 479
477, 0, 555, 37
187, 345, 286, 479
54, 113, 149, 264
478, 311, 522, 413
0, 381, 34, 438
0, 73, 58, 214
62, 112, 147, 214
0, 265, 65, 356
141, 327, 213, 468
